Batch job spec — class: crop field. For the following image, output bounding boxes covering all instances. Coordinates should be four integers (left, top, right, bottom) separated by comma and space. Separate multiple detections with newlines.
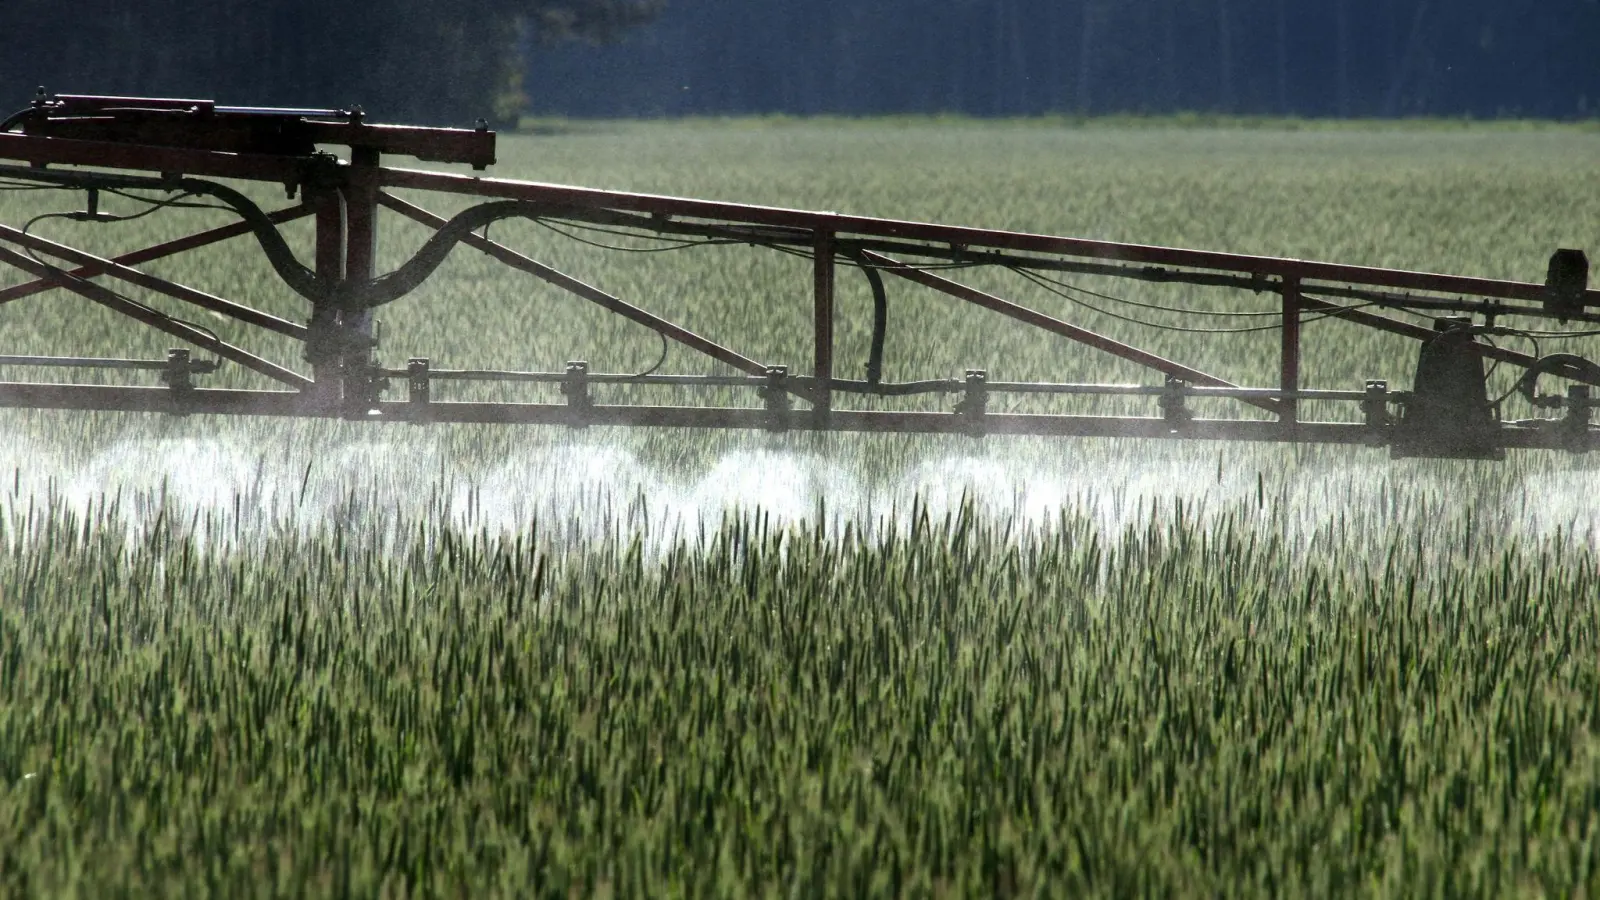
1, 120, 1599, 896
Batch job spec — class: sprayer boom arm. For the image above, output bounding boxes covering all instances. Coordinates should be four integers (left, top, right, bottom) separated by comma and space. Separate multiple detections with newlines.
0, 91, 1593, 458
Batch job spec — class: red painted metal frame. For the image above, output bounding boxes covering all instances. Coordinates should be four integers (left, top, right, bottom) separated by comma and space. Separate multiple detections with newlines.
0, 100, 1594, 454
378, 167, 1599, 308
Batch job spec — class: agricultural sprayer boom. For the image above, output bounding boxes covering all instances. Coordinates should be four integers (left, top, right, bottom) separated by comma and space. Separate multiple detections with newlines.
0, 91, 1595, 458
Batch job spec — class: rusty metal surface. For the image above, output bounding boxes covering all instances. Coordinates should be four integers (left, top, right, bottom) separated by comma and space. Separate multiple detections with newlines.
379, 168, 1600, 308
0, 94, 1593, 456
862, 250, 1283, 415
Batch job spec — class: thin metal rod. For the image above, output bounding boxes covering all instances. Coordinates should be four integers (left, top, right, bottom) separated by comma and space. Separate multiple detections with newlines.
1301, 296, 1600, 386
1281, 276, 1301, 425
375, 192, 773, 378
0, 224, 308, 339
0, 381, 1586, 451
0, 203, 311, 308
862, 250, 1283, 415
0, 244, 311, 388
0, 355, 174, 370
373, 367, 1373, 402
814, 230, 836, 417
380, 368, 764, 386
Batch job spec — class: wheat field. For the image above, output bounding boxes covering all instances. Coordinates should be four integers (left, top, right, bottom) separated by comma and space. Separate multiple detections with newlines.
1, 120, 1598, 896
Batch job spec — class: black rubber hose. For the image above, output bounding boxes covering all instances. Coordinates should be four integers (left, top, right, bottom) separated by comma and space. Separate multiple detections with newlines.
0, 164, 579, 310
850, 250, 889, 384
0, 105, 39, 133
1514, 353, 1600, 404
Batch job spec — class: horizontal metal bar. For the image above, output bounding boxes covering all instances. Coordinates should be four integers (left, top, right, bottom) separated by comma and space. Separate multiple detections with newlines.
0, 355, 173, 370
0, 132, 311, 183
378, 368, 763, 387
980, 382, 1374, 400
375, 367, 1378, 403
214, 106, 348, 118
0, 382, 1585, 451
0, 245, 312, 389
379, 166, 1599, 308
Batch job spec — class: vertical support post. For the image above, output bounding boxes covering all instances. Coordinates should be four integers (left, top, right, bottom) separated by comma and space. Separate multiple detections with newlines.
342, 147, 382, 413
1280, 275, 1302, 425
813, 229, 835, 423
307, 186, 346, 406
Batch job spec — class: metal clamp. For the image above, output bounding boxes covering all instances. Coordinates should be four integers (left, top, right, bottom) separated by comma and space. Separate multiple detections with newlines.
561, 360, 591, 426
761, 366, 791, 432
954, 369, 988, 437
160, 348, 219, 414
1361, 379, 1392, 445
1563, 384, 1592, 453
406, 358, 431, 422
1159, 376, 1192, 432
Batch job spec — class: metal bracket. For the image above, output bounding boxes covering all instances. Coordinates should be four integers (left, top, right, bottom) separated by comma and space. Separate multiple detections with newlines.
1563, 384, 1593, 453
954, 369, 988, 437
161, 348, 195, 413
1159, 376, 1192, 432
761, 365, 791, 432
561, 360, 591, 426
406, 357, 431, 422
1361, 380, 1392, 445
158, 348, 220, 414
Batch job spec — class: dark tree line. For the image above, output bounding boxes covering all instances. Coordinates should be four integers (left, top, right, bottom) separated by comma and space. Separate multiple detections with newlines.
1, 1, 1593, 124
527, 0, 1600, 119
0, 0, 660, 125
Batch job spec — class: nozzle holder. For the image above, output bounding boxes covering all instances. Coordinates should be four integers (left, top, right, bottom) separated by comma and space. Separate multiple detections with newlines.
1544, 249, 1589, 322
954, 369, 988, 437
561, 360, 591, 426
1159, 376, 1192, 432
760, 366, 791, 432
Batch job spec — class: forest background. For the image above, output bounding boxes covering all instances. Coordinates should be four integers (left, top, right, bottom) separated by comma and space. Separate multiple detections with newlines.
0, 1, 1595, 124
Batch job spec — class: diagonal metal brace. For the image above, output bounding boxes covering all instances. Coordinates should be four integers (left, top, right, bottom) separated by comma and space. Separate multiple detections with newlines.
860, 250, 1283, 415
0, 203, 312, 309
0, 224, 308, 340
0, 245, 311, 388
375, 192, 809, 397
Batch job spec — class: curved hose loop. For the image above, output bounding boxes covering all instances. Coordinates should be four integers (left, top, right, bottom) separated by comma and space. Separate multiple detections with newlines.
1513, 353, 1600, 406
171, 186, 572, 311
0, 105, 39, 134
170, 176, 331, 301
847, 248, 889, 385
0, 164, 335, 301
332, 200, 558, 310
0, 165, 578, 311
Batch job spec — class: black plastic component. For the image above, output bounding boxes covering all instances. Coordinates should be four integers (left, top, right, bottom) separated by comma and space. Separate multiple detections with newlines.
954, 369, 988, 436
761, 366, 791, 432
1391, 317, 1503, 460
1361, 379, 1392, 445
406, 358, 431, 422
852, 252, 888, 385
1544, 249, 1589, 322
561, 360, 591, 426
1159, 376, 1192, 432
1562, 384, 1592, 453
